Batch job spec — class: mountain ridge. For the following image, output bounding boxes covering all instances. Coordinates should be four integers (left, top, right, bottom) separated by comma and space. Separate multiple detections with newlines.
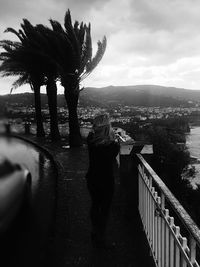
1, 84, 200, 108
80, 85, 200, 106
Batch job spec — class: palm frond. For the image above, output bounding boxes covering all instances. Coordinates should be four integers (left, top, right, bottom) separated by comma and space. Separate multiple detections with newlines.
64, 9, 80, 64
79, 23, 92, 75
49, 19, 65, 34
49, 18, 80, 73
80, 36, 107, 81
10, 73, 30, 93
0, 40, 21, 49
18, 29, 27, 41
21, 19, 42, 49
4, 27, 23, 42
0, 42, 16, 54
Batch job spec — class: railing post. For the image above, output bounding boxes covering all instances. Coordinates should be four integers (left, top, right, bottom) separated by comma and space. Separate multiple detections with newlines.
161, 193, 165, 267
154, 192, 158, 262
149, 175, 153, 252
189, 236, 196, 265
152, 186, 155, 255
169, 217, 174, 267
157, 196, 161, 267
181, 238, 187, 267
175, 226, 180, 267
164, 209, 169, 267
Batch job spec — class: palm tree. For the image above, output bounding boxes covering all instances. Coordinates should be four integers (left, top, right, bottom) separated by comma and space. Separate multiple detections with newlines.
0, 11, 107, 146
20, 19, 61, 141
48, 10, 107, 147
0, 20, 61, 140
0, 38, 46, 137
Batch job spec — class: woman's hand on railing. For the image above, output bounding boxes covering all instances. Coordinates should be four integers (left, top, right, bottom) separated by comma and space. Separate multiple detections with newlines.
115, 133, 125, 143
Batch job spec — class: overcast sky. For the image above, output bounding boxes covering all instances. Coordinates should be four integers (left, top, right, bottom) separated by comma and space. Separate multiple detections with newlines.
1, 0, 200, 94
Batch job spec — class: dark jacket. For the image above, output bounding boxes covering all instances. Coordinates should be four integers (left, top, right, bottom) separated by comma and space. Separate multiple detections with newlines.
86, 132, 120, 185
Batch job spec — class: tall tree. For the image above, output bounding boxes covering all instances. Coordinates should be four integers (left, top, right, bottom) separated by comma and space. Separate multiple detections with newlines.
0, 10, 107, 146
0, 20, 61, 140
20, 19, 61, 141
0, 39, 46, 137
49, 10, 107, 147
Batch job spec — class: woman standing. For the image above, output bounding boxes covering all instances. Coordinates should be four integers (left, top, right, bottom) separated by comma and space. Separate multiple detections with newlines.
86, 113, 120, 249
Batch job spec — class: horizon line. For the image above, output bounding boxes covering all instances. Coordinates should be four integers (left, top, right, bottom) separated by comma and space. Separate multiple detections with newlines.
1, 83, 200, 95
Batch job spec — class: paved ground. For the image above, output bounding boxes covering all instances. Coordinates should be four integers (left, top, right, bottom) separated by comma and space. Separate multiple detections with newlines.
44, 142, 156, 267
1, 133, 156, 267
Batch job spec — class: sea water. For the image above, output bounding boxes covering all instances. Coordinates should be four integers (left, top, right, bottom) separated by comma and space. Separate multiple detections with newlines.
186, 126, 200, 187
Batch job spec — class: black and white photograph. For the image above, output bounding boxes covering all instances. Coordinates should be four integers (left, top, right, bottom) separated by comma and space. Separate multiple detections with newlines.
1, 0, 200, 266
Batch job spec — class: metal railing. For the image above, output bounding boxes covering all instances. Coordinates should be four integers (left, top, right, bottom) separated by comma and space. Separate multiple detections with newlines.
137, 154, 200, 267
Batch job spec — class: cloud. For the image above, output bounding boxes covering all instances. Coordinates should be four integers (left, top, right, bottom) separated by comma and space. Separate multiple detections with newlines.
131, 0, 200, 32
1, 0, 200, 93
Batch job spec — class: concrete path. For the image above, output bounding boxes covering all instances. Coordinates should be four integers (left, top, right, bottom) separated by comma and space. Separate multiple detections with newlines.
51, 146, 155, 267
0, 134, 155, 267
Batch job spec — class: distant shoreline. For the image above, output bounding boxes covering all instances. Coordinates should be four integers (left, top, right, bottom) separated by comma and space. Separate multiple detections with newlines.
187, 126, 200, 160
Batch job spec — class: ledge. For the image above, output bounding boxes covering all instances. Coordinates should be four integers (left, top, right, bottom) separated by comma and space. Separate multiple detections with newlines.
0, 133, 63, 178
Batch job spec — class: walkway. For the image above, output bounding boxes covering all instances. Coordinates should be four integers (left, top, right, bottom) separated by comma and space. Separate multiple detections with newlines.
0, 134, 155, 267
49, 145, 155, 267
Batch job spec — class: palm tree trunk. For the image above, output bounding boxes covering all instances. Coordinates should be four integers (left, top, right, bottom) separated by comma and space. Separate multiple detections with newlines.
64, 88, 82, 147
46, 78, 60, 141
33, 84, 45, 137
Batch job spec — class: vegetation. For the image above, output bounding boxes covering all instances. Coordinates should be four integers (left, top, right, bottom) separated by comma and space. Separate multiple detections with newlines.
0, 31, 46, 137
115, 116, 200, 228
152, 117, 190, 133
146, 126, 190, 184
115, 119, 191, 200
0, 10, 107, 146
141, 119, 200, 228
150, 126, 200, 228
145, 118, 192, 201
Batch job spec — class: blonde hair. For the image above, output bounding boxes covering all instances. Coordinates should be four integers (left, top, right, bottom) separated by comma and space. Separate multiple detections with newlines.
91, 113, 115, 145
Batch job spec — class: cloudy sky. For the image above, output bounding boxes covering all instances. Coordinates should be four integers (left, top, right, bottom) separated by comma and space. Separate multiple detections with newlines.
1, 0, 200, 94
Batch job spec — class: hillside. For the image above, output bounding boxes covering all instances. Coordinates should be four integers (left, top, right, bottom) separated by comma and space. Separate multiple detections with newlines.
1, 85, 200, 108
79, 85, 200, 107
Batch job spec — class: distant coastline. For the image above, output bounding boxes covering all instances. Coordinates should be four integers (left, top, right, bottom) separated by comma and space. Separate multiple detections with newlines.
185, 126, 200, 187
187, 126, 200, 160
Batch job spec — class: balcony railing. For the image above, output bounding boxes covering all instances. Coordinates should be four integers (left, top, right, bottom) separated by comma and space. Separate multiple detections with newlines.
137, 154, 200, 267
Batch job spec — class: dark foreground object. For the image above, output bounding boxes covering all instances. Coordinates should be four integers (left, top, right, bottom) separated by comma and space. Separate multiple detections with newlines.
0, 144, 56, 267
